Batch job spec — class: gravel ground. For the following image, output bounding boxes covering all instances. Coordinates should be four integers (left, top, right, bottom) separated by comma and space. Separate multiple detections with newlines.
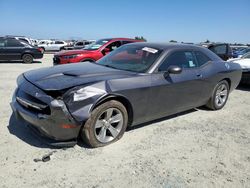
0, 54, 250, 188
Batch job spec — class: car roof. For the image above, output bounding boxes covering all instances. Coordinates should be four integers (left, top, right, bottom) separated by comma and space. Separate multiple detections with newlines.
125, 42, 222, 61
100, 38, 140, 41
125, 42, 206, 50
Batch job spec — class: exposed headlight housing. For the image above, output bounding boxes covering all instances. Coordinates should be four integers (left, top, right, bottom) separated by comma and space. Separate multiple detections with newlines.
73, 86, 106, 102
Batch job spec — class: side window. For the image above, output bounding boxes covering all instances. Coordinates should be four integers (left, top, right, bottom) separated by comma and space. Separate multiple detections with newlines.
6, 39, 24, 47
194, 51, 211, 66
0, 39, 5, 47
242, 52, 250, 59
106, 41, 122, 51
55, 41, 64, 44
76, 42, 83, 46
209, 45, 227, 55
159, 51, 197, 71
18, 38, 29, 44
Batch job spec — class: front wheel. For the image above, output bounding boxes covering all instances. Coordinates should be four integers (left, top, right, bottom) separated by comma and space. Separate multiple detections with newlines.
206, 80, 229, 110
22, 54, 33, 64
81, 100, 128, 148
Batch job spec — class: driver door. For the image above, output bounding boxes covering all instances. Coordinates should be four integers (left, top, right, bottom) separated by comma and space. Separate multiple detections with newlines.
149, 50, 204, 120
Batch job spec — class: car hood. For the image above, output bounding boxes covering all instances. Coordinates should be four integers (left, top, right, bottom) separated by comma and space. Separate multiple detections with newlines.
55, 49, 97, 56
23, 62, 136, 91
229, 59, 250, 69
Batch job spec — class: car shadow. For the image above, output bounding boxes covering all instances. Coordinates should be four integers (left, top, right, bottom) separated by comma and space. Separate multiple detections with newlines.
8, 113, 91, 149
127, 109, 197, 131
8, 109, 199, 149
8, 113, 55, 149
236, 84, 250, 91
0, 60, 42, 64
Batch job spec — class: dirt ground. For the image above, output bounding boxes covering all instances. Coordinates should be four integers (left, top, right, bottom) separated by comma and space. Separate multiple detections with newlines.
0, 54, 250, 188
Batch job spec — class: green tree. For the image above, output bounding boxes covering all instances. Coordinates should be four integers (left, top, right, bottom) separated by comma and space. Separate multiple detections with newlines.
204, 39, 210, 43
135, 36, 147, 41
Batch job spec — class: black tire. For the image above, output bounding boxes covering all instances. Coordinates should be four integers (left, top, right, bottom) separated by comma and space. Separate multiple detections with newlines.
59, 47, 64, 51
81, 59, 95, 63
81, 100, 128, 148
206, 80, 229, 110
22, 54, 33, 64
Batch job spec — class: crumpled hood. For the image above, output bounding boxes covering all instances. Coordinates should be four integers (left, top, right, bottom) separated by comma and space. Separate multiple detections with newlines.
23, 62, 135, 91
55, 49, 97, 56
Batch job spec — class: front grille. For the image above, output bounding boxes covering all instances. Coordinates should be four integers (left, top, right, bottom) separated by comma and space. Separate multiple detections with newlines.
16, 90, 51, 115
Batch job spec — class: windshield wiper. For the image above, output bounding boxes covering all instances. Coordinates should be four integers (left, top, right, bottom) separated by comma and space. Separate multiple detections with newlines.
102, 64, 120, 70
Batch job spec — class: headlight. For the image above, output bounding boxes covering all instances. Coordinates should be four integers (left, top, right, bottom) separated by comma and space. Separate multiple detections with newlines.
73, 86, 106, 102
16, 74, 25, 86
63, 54, 82, 59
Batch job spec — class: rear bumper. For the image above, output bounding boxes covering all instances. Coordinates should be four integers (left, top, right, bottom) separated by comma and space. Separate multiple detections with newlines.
10, 84, 82, 147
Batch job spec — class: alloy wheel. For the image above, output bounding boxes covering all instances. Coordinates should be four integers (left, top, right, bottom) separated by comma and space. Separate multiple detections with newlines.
94, 108, 124, 143
215, 83, 228, 107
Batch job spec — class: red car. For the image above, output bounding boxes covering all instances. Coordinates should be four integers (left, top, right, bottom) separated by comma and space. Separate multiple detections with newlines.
53, 38, 141, 65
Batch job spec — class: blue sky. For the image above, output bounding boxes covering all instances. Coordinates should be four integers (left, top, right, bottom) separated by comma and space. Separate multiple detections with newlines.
0, 0, 250, 43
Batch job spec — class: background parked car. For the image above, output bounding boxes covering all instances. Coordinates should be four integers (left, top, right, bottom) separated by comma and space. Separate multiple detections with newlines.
228, 52, 250, 84
0, 37, 43, 63
206, 43, 232, 61
64, 40, 95, 50
38, 40, 68, 52
53, 38, 141, 65
233, 48, 250, 58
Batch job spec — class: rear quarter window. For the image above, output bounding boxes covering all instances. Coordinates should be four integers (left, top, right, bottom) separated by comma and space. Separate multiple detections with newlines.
194, 51, 211, 66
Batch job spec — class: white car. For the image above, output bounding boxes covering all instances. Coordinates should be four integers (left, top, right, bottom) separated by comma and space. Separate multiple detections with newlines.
38, 40, 67, 52
228, 52, 250, 84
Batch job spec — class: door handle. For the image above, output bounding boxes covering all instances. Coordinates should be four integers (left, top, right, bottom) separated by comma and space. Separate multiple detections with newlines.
196, 74, 203, 78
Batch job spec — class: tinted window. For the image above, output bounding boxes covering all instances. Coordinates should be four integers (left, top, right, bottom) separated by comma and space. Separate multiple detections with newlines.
76, 42, 83, 46
55, 41, 64, 44
242, 52, 250, 59
105, 41, 122, 51
159, 51, 197, 71
209, 45, 227, 54
18, 38, 29, 44
6, 39, 24, 47
0, 38, 5, 47
194, 51, 211, 66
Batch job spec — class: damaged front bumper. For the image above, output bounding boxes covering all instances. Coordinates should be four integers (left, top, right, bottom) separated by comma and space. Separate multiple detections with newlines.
10, 80, 82, 147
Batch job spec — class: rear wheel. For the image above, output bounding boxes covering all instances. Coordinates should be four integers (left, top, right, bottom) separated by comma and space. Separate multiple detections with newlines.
81, 100, 128, 148
206, 80, 229, 110
22, 54, 33, 64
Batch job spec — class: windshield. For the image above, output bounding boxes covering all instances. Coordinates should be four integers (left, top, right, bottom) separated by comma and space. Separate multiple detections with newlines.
97, 45, 162, 73
84, 39, 111, 50
242, 52, 250, 59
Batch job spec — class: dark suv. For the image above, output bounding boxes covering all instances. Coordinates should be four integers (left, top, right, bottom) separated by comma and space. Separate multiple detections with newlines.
205, 43, 232, 61
0, 37, 43, 63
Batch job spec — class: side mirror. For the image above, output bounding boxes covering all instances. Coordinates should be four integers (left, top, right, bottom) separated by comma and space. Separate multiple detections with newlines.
167, 65, 182, 74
